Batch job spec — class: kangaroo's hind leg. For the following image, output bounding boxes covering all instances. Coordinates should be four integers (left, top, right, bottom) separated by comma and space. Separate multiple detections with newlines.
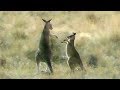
68, 58, 76, 73
46, 59, 53, 74
78, 58, 86, 71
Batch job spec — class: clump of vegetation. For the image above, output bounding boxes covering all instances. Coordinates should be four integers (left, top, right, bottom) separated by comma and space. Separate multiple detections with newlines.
50, 35, 62, 63
12, 30, 28, 40
0, 36, 11, 50
25, 50, 36, 61
88, 55, 98, 68
110, 31, 120, 43
86, 13, 101, 24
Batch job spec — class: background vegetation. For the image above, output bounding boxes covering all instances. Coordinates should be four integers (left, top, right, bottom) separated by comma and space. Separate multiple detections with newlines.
0, 11, 120, 79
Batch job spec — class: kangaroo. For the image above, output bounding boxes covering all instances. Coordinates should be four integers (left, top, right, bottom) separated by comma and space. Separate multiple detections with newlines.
35, 19, 54, 74
61, 33, 86, 72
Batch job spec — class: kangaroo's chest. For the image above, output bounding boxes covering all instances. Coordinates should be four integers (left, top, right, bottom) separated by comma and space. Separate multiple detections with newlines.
66, 43, 78, 58
66, 44, 73, 57
39, 31, 50, 50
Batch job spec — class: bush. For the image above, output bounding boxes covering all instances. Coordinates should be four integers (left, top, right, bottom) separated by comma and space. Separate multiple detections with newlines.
0, 36, 11, 50
25, 50, 36, 61
12, 31, 28, 40
110, 31, 120, 43
88, 55, 98, 68
50, 35, 62, 63
86, 14, 100, 24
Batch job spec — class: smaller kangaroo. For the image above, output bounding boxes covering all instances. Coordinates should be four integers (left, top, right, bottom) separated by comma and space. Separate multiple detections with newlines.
61, 33, 86, 72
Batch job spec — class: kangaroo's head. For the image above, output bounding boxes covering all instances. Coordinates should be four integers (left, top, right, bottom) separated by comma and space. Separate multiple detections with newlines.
67, 32, 76, 41
42, 19, 53, 30
61, 38, 69, 44
61, 33, 76, 44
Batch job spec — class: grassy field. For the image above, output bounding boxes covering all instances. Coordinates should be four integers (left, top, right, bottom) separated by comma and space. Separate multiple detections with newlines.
0, 11, 120, 79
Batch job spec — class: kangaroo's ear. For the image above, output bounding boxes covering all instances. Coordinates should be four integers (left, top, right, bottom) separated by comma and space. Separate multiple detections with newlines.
48, 19, 52, 22
73, 32, 76, 35
42, 19, 47, 22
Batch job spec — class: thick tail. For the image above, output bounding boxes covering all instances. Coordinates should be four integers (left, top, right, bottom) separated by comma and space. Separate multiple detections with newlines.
79, 60, 86, 71
36, 60, 40, 73
35, 49, 41, 73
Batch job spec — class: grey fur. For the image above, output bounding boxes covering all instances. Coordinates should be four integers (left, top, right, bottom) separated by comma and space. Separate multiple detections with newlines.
62, 33, 86, 72
35, 19, 53, 73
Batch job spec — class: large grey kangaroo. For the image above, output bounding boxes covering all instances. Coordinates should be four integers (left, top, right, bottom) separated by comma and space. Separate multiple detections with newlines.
61, 33, 86, 72
35, 19, 53, 73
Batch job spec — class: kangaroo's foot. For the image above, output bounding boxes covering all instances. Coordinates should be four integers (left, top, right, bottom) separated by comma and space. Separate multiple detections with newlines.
46, 60, 54, 74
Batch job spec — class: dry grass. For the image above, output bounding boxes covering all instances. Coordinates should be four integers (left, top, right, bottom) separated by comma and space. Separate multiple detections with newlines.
0, 11, 120, 79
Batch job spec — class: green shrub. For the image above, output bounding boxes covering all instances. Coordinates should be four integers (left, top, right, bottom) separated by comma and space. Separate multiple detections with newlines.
88, 55, 98, 68
12, 31, 28, 40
